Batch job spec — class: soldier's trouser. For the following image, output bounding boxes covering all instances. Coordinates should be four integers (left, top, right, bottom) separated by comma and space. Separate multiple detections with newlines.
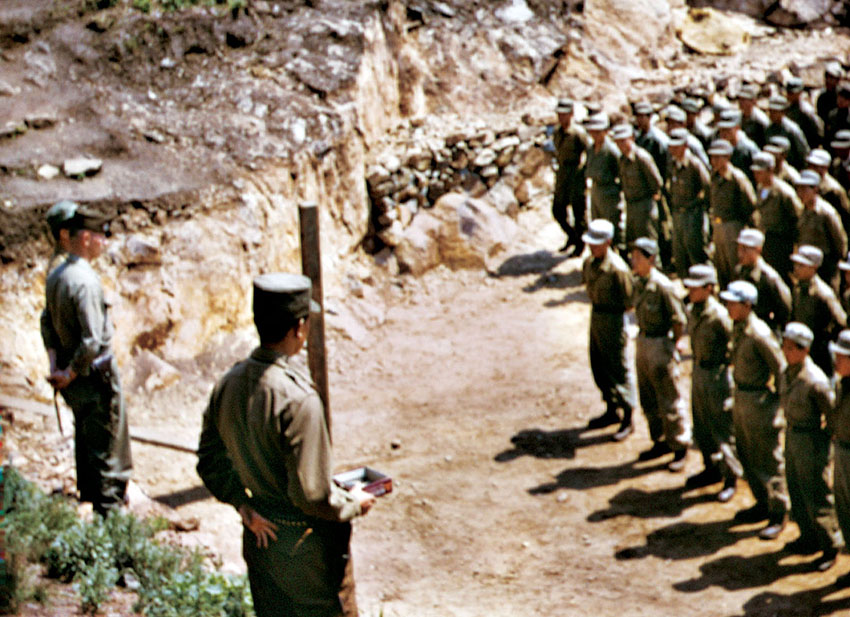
636, 334, 691, 450
672, 210, 708, 280
590, 185, 623, 249
692, 364, 741, 479
712, 220, 743, 290
785, 427, 840, 550
762, 233, 794, 284
244, 520, 356, 617
552, 168, 586, 242
732, 389, 789, 519
624, 198, 658, 246
833, 440, 850, 550
60, 356, 132, 515
589, 310, 637, 411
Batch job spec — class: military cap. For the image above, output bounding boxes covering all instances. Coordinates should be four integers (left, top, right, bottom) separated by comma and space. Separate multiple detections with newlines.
737, 228, 765, 248
831, 130, 850, 149
556, 98, 574, 113
582, 219, 615, 245
767, 134, 791, 152
806, 148, 832, 167
666, 105, 686, 124
794, 169, 821, 187
708, 139, 734, 156
46, 200, 79, 235
785, 77, 804, 93
585, 101, 603, 115
830, 329, 850, 356
682, 98, 702, 113
790, 244, 824, 268
720, 280, 758, 305
253, 273, 320, 321
737, 83, 759, 100
631, 236, 658, 257
839, 251, 850, 272
768, 95, 789, 110
712, 99, 731, 116
783, 322, 814, 348
683, 263, 717, 288
611, 124, 634, 141
825, 62, 844, 79
750, 151, 775, 171
668, 127, 688, 146
633, 101, 653, 115
715, 109, 741, 129
585, 113, 609, 131
68, 206, 109, 234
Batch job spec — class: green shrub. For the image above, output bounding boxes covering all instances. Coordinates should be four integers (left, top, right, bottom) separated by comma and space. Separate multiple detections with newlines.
5, 469, 254, 615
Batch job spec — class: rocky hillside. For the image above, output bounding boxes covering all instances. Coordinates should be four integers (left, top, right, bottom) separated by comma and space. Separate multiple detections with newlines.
0, 0, 848, 402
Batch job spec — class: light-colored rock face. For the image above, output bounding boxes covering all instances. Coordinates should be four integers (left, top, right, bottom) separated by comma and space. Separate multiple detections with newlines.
1, 0, 850, 399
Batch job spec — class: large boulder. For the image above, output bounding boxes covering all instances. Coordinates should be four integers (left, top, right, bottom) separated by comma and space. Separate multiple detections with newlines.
395, 192, 518, 275
766, 0, 835, 26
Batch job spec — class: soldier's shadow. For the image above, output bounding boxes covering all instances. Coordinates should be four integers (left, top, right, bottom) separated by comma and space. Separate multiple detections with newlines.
526, 458, 670, 493
590, 485, 718, 523
494, 426, 616, 464
613, 516, 753, 562
674, 550, 828, 594
730, 584, 850, 616
492, 250, 570, 278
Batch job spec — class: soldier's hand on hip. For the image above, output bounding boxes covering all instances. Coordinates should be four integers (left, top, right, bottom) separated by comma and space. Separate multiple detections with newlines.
238, 504, 279, 548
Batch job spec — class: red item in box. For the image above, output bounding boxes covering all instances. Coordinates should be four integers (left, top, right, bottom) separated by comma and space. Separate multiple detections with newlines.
333, 467, 392, 497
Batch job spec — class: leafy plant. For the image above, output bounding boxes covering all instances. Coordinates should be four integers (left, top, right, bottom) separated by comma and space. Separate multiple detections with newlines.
5, 468, 254, 615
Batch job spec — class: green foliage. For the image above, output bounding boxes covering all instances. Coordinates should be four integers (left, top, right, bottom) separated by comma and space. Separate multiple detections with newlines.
133, 0, 152, 13
6, 469, 254, 616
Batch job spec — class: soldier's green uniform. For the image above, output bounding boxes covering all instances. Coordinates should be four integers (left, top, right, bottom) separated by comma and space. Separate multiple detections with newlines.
797, 197, 847, 288
586, 137, 623, 246
730, 310, 789, 523
753, 176, 802, 281
619, 145, 662, 245
818, 172, 850, 232
781, 354, 840, 554
688, 293, 740, 484
828, 343, 850, 563
792, 274, 847, 375
582, 246, 637, 416
766, 116, 811, 170
709, 164, 756, 289
668, 147, 711, 279
41, 255, 132, 514
198, 274, 364, 617
552, 120, 590, 249
634, 267, 691, 452
734, 257, 791, 333
741, 106, 770, 149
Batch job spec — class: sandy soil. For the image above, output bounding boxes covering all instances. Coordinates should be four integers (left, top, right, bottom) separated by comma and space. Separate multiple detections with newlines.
9, 204, 850, 617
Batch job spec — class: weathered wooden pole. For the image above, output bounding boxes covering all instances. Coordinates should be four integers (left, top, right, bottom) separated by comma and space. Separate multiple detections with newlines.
298, 201, 331, 438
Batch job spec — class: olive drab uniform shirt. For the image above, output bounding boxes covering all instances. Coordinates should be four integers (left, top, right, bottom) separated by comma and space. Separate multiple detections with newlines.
668, 149, 711, 214
734, 257, 792, 332
553, 123, 589, 174
783, 357, 833, 431
766, 117, 811, 170
754, 176, 802, 278
792, 275, 847, 374
583, 249, 634, 312
710, 165, 756, 225
634, 268, 687, 338
797, 197, 848, 282
731, 312, 785, 392
742, 107, 769, 148
819, 172, 850, 231
42, 255, 114, 377
197, 347, 360, 523
619, 145, 662, 243
585, 137, 623, 230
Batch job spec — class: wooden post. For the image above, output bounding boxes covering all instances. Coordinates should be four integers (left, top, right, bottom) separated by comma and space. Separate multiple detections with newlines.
298, 201, 331, 438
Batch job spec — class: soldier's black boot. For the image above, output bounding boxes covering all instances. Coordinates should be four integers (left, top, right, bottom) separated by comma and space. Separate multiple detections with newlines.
612, 405, 633, 441
587, 405, 620, 430
637, 440, 672, 461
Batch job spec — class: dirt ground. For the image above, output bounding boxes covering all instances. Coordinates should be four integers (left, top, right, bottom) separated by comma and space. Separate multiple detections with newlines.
8, 203, 850, 617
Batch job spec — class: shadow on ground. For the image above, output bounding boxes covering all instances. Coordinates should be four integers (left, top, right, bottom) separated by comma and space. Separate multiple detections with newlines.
676, 551, 833, 593
589, 484, 718, 522
527, 457, 670, 493
153, 485, 211, 508
490, 250, 586, 297
494, 426, 616, 463
729, 584, 850, 616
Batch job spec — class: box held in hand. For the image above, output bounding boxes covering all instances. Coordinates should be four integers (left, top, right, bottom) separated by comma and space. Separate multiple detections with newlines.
333, 467, 392, 497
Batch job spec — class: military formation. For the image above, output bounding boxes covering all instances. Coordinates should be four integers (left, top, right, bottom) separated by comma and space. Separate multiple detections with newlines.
571, 62, 850, 577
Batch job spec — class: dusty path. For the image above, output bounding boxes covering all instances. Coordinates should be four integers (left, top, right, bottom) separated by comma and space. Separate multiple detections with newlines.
11, 205, 850, 616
